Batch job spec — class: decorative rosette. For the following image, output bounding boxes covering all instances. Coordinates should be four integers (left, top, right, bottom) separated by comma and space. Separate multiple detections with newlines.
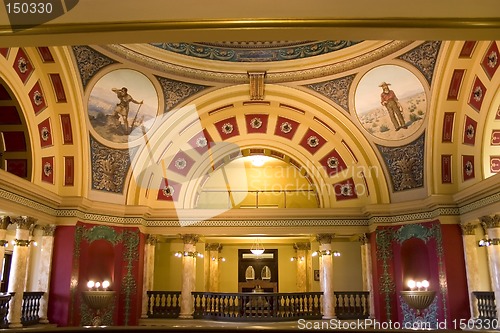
280, 122, 292, 134
41, 127, 50, 141
465, 124, 475, 139
327, 157, 339, 169
174, 158, 187, 170
33, 91, 43, 106
250, 117, 262, 129
340, 183, 353, 196
307, 136, 319, 148
222, 123, 233, 134
162, 185, 175, 197
18, 57, 28, 73
196, 136, 208, 148
43, 162, 52, 176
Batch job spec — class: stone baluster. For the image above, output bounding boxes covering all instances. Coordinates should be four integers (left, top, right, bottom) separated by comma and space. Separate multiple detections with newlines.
141, 235, 157, 318
294, 242, 310, 292
179, 234, 198, 319
7, 216, 36, 328
205, 243, 222, 292
0, 217, 10, 282
460, 223, 480, 319
480, 215, 500, 322
317, 233, 335, 319
359, 234, 375, 318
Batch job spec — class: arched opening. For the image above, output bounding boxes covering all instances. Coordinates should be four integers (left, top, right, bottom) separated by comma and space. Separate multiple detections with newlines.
401, 238, 431, 290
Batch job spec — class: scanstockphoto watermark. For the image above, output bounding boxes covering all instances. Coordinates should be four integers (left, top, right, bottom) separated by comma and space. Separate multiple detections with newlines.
297, 318, 446, 330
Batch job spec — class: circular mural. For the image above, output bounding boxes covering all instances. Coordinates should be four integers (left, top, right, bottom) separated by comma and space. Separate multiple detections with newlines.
354, 65, 427, 141
88, 69, 159, 143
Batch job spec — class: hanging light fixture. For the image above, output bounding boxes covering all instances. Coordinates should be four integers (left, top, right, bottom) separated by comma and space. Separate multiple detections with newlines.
250, 238, 265, 255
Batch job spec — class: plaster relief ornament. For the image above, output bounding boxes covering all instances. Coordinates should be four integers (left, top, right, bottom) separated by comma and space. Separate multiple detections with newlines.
196, 136, 207, 148
473, 86, 483, 102
465, 161, 474, 176
41, 127, 50, 141
250, 117, 262, 129
465, 124, 475, 139
280, 121, 292, 134
33, 91, 43, 106
327, 156, 339, 169
43, 162, 52, 176
487, 50, 498, 68
162, 185, 175, 198
174, 158, 187, 170
307, 136, 320, 148
340, 183, 353, 196
221, 123, 234, 135
18, 57, 28, 73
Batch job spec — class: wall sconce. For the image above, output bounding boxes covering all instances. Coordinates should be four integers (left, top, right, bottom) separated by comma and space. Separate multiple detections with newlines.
478, 238, 500, 247
10, 239, 37, 247
211, 256, 226, 262
407, 279, 430, 291
311, 250, 340, 257
174, 251, 204, 258
87, 280, 111, 291
290, 256, 305, 262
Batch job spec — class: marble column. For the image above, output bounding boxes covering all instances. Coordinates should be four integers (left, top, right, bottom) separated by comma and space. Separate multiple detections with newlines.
294, 242, 310, 292
205, 243, 222, 292
33, 225, 56, 324
359, 234, 375, 318
179, 234, 198, 319
461, 223, 480, 319
317, 233, 335, 319
480, 215, 500, 322
7, 216, 36, 328
0, 217, 10, 281
141, 235, 157, 318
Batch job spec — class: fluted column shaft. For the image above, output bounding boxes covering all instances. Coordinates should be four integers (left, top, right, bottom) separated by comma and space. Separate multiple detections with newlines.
179, 235, 198, 319
141, 235, 157, 318
317, 234, 335, 319
461, 223, 480, 319
35, 225, 55, 323
7, 216, 36, 328
359, 234, 375, 318
481, 215, 500, 323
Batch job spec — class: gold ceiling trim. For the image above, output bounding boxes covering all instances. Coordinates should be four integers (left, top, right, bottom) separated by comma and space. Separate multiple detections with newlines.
100, 41, 414, 84
1, 18, 499, 37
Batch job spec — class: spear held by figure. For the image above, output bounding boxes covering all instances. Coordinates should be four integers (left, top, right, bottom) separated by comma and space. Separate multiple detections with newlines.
129, 102, 143, 135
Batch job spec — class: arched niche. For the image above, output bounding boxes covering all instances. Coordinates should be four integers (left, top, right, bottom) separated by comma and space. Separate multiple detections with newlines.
86, 239, 115, 285
400, 238, 430, 289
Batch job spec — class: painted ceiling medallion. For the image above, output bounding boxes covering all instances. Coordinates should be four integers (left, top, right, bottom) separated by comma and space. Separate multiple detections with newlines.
280, 122, 292, 134
250, 117, 263, 129
33, 91, 43, 106
465, 124, 475, 139
174, 158, 187, 170
221, 123, 234, 135
162, 185, 175, 197
465, 161, 474, 176
473, 86, 483, 102
41, 127, 50, 141
307, 136, 320, 148
17, 57, 28, 73
196, 136, 208, 148
327, 157, 339, 169
43, 162, 52, 176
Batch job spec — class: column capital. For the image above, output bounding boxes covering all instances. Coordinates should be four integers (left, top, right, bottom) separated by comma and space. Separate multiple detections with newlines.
180, 234, 199, 245
293, 242, 311, 250
460, 223, 478, 235
11, 216, 37, 230
205, 243, 222, 251
480, 215, 500, 229
358, 234, 369, 245
0, 216, 10, 230
147, 234, 158, 246
42, 224, 56, 237
316, 233, 335, 244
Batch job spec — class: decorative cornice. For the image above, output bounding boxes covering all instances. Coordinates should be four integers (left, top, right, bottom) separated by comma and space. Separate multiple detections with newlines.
316, 233, 335, 244
0, 216, 10, 230
205, 243, 223, 251
180, 234, 199, 245
12, 216, 37, 230
480, 215, 500, 229
293, 242, 311, 251
460, 223, 477, 235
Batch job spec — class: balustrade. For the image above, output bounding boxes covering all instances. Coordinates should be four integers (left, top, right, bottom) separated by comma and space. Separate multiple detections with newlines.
21, 292, 44, 326
334, 291, 370, 319
146, 291, 181, 318
0, 293, 11, 328
473, 291, 497, 321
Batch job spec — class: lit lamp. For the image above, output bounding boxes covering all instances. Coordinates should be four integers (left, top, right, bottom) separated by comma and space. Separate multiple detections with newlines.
401, 279, 435, 316
250, 238, 265, 255
82, 280, 115, 326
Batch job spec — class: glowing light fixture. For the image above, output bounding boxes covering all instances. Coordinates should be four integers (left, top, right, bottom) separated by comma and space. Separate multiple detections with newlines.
250, 238, 265, 255
250, 155, 266, 167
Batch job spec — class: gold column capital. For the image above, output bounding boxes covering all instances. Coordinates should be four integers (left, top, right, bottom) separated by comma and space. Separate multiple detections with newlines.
42, 224, 56, 237
12, 216, 37, 230
480, 215, 500, 229
147, 234, 158, 246
316, 233, 335, 244
460, 223, 477, 235
293, 242, 311, 250
0, 216, 10, 230
180, 234, 199, 245
205, 243, 222, 251
358, 233, 369, 245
